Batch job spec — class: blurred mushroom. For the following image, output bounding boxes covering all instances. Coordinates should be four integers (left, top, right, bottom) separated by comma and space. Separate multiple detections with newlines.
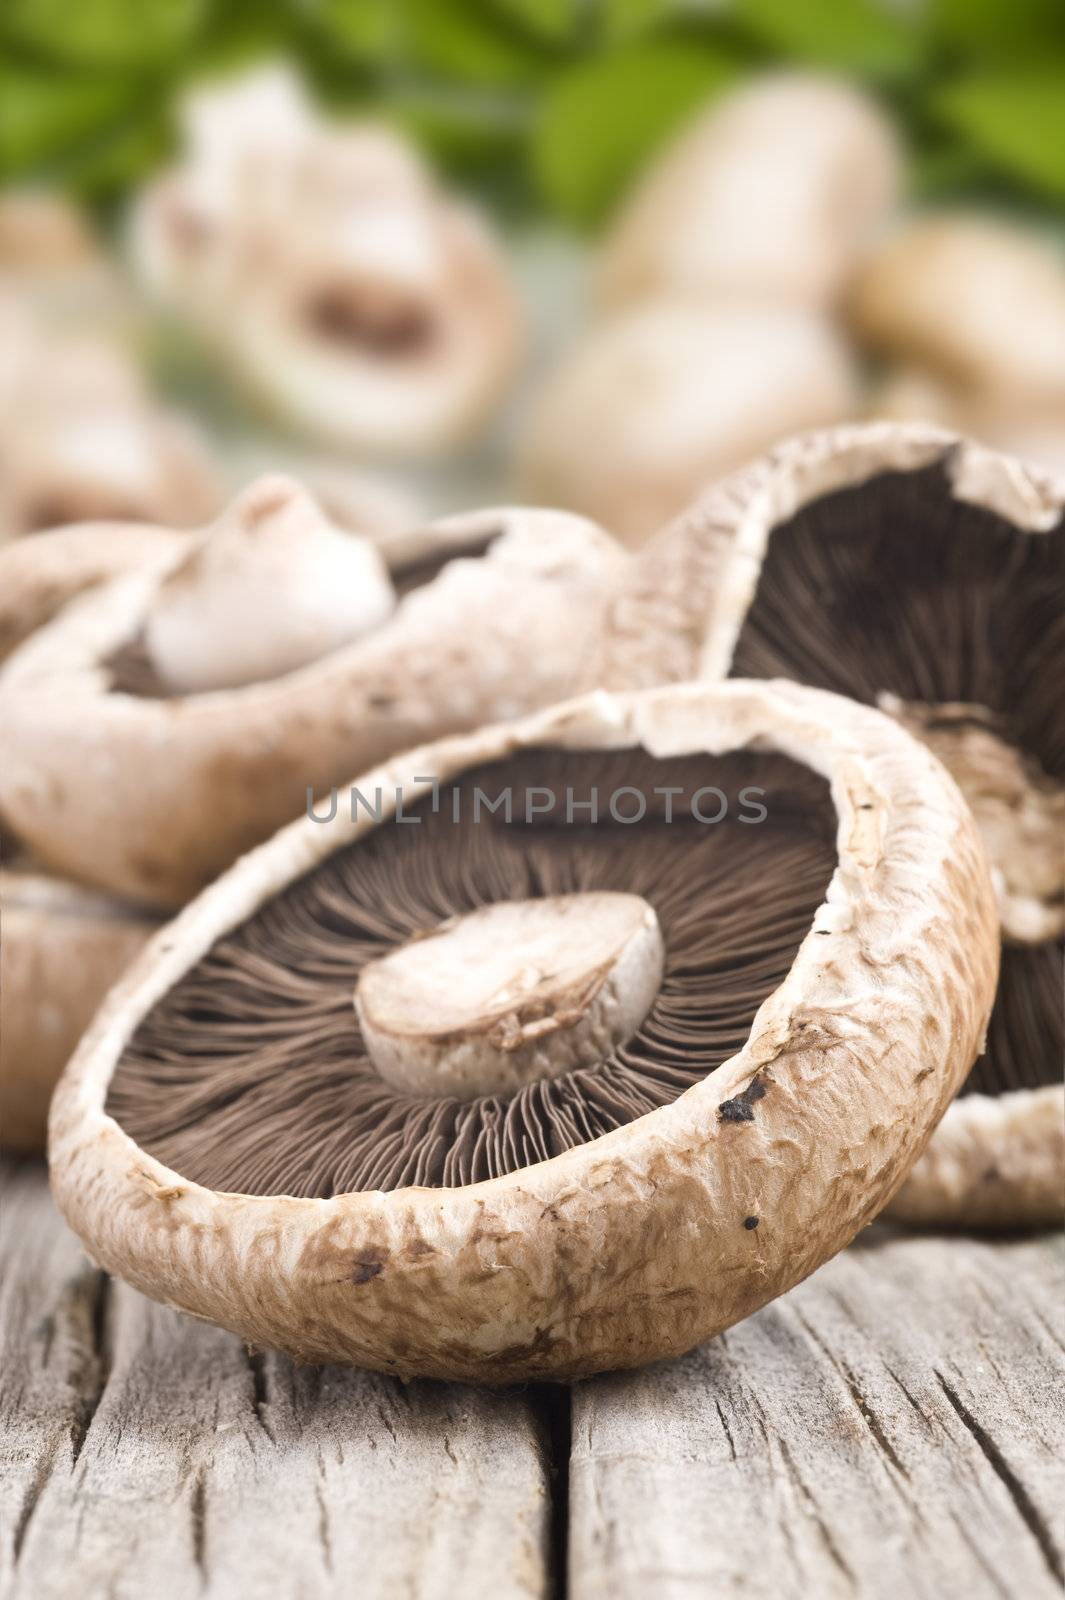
0, 866, 160, 1151
131, 66, 522, 455
49, 679, 996, 1379
0, 477, 626, 906
143, 476, 396, 694
871, 367, 1065, 477
616, 422, 1063, 1228
0, 298, 222, 540
598, 74, 901, 313
0, 190, 125, 325
520, 302, 858, 545
0, 521, 185, 662
850, 214, 1065, 405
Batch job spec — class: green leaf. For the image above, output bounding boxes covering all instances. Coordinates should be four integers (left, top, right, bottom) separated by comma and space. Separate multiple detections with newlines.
935, 71, 1065, 199
488, 0, 579, 45
1, 0, 207, 68
732, 0, 924, 78
323, 0, 556, 84
930, 0, 1065, 62
315, 0, 404, 64
0, 67, 136, 174
534, 40, 738, 226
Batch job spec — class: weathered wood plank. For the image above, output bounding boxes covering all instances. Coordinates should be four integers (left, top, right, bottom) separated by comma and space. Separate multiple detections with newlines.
0, 1157, 551, 1600
569, 1228, 1065, 1600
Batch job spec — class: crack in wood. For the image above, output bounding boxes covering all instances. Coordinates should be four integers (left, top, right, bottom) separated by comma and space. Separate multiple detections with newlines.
935, 1369, 1064, 1586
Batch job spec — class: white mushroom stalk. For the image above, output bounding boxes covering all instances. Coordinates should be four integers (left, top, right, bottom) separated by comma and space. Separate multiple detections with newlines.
130, 65, 522, 455
356, 893, 664, 1099
144, 475, 396, 694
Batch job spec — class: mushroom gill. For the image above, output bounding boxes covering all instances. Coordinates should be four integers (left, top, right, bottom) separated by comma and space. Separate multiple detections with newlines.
725, 457, 1064, 1099
106, 746, 837, 1197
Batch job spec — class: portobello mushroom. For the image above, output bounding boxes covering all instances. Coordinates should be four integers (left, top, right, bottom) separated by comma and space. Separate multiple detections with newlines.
601, 422, 1063, 1228
130, 66, 521, 455
49, 679, 997, 1380
0, 476, 625, 908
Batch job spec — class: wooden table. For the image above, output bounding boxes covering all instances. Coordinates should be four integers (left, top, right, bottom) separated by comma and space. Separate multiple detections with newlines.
3, 1154, 1062, 1599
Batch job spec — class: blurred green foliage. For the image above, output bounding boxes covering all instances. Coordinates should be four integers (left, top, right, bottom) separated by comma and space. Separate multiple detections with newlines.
1, 0, 1063, 224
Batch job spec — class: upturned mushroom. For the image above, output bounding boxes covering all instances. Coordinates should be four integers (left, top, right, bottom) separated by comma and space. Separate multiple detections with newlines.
0, 475, 625, 907
49, 679, 997, 1381
0, 866, 160, 1150
130, 66, 521, 454
603, 422, 1062, 1227
519, 301, 857, 545
0, 521, 185, 662
0, 297, 222, 540
597, 73, 901, 313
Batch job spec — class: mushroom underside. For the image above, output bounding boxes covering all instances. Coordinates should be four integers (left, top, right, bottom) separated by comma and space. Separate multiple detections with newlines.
106, 746, 837, 1197
728, 458, 1064, 1097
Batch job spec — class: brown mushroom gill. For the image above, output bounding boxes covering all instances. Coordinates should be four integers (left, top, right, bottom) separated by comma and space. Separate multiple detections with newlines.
106, 747, 837, 1197
728, 459, 1065, 1097
303, 284, 437, 357
103, 530, 499, 698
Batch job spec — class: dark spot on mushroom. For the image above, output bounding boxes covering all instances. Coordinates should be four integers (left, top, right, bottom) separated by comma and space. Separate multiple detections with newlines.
743, 1215, 760, 1230
718, 1077, 767, 1124
352, 1254, 385, 1285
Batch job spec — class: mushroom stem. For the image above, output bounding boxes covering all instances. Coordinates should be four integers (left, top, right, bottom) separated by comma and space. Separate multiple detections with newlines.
355, 893, 664, 1100
143, 475, 396, 694
880, 695, 1065, 943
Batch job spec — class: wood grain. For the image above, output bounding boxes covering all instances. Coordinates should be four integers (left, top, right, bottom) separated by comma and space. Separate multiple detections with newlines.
3, 1155, 1062, 1599
569, 1228, 1065, 1600
0, 1157, 551, 1600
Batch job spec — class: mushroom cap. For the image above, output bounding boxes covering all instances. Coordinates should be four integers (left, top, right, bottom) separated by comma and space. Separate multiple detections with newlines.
598, 72, 901, 312
0, 493, 626, 907
889, 1087, 1065, 1231
48, 679, 997, 1381
0, 521, 187, 663
519, 301, 858, 546
870, 367, 1065, 478
130, 67, 522, 455
0, 307, 222, 539
0, 866, 159, 1151
609, 421, 1063, 1228
849, 215, 1065, 404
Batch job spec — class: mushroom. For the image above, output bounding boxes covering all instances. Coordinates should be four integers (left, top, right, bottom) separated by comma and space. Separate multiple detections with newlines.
0, 866, 160, 1151
0, 477, 626, 907
0, 521, 186, 663
0, 297, 222, 540
613, 421, 1063, 1227
519, 301, 858, 546
0, 190, 125, 326
48, 678, 997, 1381
849, 215, 1065, 406
130, 65, 521, 455
871, 367, 1065, 478
142, 475, 396, 694
598, 73, 901, 313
